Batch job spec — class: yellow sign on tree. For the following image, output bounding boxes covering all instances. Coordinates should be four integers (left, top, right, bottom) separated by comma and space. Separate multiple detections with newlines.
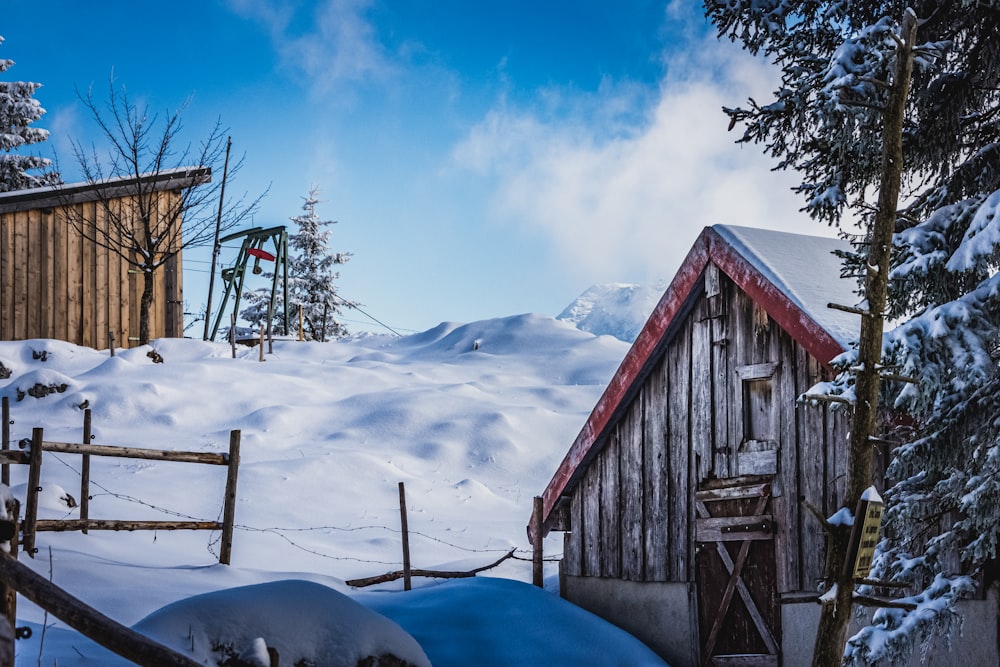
848, 486, 884, 580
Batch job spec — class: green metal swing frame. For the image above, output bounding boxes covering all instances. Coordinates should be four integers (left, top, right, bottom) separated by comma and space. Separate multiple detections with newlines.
208, 225, 289, 342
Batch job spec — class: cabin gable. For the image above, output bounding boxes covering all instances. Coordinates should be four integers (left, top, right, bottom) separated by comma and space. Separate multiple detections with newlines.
559, 264, 846, 590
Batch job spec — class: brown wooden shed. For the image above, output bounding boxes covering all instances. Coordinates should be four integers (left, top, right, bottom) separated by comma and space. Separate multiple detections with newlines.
0, 168, 209, 349
531, 225, 863, 666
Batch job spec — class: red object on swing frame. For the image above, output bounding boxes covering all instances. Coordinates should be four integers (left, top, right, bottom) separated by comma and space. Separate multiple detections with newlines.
247, 248, 276, 261
247, 247, 276, 274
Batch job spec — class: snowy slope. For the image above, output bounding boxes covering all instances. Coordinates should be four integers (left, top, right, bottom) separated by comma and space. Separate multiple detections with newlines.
557, 282, 665, 342
0, 315, 667, 665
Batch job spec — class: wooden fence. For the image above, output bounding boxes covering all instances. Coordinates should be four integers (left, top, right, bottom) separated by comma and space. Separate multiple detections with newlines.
0, 400, 241, 565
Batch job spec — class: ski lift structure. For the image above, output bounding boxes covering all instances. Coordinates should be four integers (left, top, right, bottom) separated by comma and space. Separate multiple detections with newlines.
208, 225, 289, 341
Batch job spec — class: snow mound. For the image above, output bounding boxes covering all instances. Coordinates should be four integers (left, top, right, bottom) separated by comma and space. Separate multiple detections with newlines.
0, 368, 76, 402
363, 577, 670, 667
134, 579, 431, 667
558, 283, 665, 343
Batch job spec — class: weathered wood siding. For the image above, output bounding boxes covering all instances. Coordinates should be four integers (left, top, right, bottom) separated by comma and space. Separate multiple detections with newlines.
562, 264, 848, 593
0, 192, 183, 348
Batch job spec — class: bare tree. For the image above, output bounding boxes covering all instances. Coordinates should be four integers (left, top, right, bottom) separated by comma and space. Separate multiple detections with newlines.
64, 78, 263, 345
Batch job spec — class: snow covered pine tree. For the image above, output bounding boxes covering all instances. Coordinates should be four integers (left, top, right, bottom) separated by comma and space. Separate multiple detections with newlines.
705, 1, 1000, 665
242, 189, 354, 340
0, 35, 59, 191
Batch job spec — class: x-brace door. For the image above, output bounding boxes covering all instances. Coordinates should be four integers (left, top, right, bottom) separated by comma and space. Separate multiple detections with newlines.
695, 480, 780, 666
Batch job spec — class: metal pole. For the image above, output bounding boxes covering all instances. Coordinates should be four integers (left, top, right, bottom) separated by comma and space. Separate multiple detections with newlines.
203, 136, 233, 340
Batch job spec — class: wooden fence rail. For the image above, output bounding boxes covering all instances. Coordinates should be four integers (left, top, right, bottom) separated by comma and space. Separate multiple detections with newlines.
0, 551, 200, 667
5, 410, 241, 565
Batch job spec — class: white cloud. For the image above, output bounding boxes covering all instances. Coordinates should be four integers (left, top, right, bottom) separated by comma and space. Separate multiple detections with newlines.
226, 0, 394, 94
451, 36, 823, 285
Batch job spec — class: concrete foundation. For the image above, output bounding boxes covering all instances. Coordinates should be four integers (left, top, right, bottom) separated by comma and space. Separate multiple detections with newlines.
562, 575, 698, 667
563, 575, 999, 666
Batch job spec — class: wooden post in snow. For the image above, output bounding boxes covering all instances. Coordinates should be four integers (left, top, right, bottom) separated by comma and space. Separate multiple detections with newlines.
266, 309, 274, 355
298, 305, 304, 342
532, 496, 544, 587
81, 409, 92, 534
259, 326, 265, 362
230, 313, 237, 359
1, 396, 9, 487
23, 428, 43, 558
398, 482, 412, 591
0, 614, 11, 667
219, 430, 241, 565
0, 496, 19, 661
109, 331, 116, 357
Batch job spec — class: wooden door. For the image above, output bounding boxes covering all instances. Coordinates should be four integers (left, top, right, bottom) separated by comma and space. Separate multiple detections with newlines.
695, 479, 780, 666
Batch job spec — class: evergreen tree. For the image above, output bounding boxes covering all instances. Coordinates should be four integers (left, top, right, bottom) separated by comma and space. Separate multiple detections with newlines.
242, 189, 354, 340
0, 35, 59, 191
706, 1, 1000, 664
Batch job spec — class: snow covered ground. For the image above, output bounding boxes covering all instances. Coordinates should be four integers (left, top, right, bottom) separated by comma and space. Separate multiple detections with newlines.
0, 312, 669, 665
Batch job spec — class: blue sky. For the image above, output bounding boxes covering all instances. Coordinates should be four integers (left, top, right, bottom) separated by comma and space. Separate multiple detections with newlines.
4, 1, 820, 335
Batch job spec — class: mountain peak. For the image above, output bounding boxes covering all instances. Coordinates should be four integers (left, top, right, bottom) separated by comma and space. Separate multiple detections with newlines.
557, 282, 665, 343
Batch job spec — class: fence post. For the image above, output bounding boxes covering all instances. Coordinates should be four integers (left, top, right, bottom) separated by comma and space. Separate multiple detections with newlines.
266, 310, 274, 355
298, 305, 304, 342
23, 428, 43, 558
0, 496, 19, 663
1, 396, 9, 487
532, 496, 544, 587
259, 326, 265, 362
230, 313, 237, 359
398, 482, 411, 591
81, 409, 92, 534
0, 611, 10, 667
109, 330, 116, 357
219, 430, 241, 565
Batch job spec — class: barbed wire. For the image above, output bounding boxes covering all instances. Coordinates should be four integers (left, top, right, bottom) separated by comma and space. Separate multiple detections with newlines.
41, 452, 548, 569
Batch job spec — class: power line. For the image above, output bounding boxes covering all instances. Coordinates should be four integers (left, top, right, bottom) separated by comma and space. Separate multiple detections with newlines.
341, 300, 403, 336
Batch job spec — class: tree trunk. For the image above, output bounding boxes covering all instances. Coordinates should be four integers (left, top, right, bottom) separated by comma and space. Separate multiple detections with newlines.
139, 267, 155, 346
812, 11, 917, 666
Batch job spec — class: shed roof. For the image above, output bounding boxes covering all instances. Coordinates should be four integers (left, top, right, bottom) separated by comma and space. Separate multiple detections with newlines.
536, 224, 859, 535
0, 166, 211, 215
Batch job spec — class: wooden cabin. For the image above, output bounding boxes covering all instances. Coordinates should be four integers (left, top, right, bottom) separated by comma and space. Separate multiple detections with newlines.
0, 168, 209, 349
530, 225, 999, 666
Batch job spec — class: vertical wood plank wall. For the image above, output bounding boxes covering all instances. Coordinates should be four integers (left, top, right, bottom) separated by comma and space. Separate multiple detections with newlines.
561, 266, 848, 594
0, 192, 183, 348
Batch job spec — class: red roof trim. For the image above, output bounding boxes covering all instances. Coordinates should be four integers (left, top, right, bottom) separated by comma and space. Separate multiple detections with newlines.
536, 226, 848, 535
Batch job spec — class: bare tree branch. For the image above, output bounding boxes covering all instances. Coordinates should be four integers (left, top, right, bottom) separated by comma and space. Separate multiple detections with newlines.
61, 76, 266, 344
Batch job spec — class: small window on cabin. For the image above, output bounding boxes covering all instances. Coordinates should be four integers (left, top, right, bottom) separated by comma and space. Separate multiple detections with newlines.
736, 362, 779, 453
737, 362, 780, 478
742, 377, 774, 451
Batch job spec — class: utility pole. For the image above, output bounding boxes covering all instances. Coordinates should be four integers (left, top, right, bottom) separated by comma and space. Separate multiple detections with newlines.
203, 136, 232, 340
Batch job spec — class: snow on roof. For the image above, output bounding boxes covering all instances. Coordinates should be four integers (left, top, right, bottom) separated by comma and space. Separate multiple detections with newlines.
713, 224, 860, 350
0, 166, 211, 214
